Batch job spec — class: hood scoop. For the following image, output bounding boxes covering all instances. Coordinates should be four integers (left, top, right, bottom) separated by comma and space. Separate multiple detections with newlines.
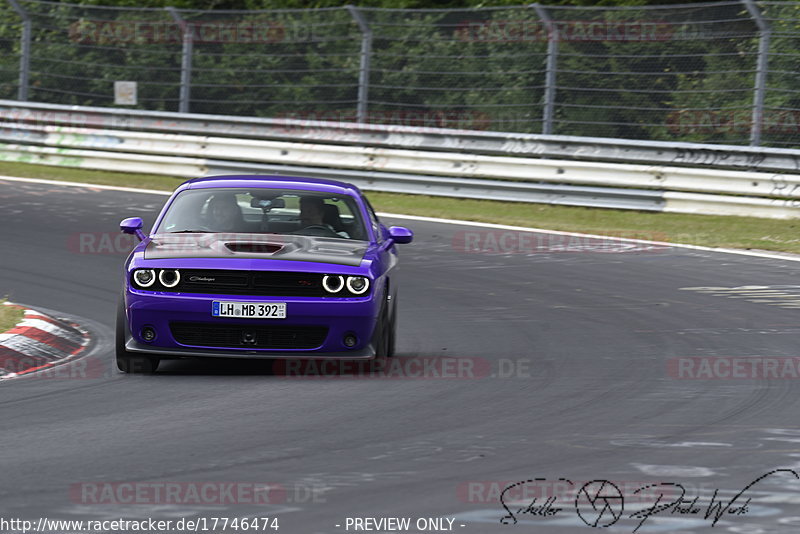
225, 242, 284, 254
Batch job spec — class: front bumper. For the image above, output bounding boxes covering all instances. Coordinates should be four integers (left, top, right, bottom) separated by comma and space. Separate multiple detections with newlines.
124, 289, 380, 359
125, 339, 376, 359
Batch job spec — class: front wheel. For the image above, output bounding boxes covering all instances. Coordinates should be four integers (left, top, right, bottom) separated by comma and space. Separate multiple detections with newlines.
371, 301, 391, 362
386, 303, 397, 358
116, 297, 160, 374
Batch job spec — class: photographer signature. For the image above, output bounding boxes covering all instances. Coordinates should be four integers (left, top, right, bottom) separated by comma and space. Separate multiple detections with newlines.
499, 469, 799, 532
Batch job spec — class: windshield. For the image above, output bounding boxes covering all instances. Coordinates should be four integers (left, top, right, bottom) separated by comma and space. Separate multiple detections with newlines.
155, 188, 369, 241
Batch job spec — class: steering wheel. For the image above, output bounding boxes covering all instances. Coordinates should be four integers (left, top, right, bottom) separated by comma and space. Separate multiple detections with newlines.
297, 224, 340, 237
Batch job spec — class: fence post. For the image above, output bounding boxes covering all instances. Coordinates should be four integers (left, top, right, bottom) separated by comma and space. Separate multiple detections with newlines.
346, 5, 372, 124
7, 0, 31, 101
532, 3, 557, 136
167, 7, 193, 114
741, 0, 770, 146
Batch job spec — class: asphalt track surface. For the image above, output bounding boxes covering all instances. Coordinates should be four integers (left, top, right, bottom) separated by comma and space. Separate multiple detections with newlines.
3, 178, 800, 534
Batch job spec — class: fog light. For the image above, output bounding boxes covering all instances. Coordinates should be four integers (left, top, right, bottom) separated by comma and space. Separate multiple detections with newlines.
141, 327, 156, 342
343, 334, 358, 348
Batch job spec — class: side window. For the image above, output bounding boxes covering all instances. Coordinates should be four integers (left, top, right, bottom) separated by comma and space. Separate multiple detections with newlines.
363, 197, 382, 241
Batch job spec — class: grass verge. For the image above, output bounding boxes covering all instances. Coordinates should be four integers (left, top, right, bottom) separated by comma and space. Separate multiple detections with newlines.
2, 160, 800, 254
0, 299, 25, 333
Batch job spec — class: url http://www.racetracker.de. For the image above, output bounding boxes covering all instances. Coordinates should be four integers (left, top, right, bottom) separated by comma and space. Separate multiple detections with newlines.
0, 517, 280, 533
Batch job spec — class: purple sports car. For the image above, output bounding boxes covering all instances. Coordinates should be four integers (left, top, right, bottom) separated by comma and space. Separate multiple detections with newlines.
116, 175, 413, 373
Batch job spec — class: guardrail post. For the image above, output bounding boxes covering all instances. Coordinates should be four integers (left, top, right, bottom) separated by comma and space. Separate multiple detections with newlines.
346, 5, 372, 124
741, 0, 771, 147
7, 0, 31, 101
167, 7, 193, 114
532, 4, 557, 135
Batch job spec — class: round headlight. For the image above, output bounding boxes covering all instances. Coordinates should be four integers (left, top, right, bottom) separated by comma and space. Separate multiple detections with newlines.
159, 269, 181, 288
346, 276, 370, 295
322, 275, 344, 293
133, 269, 156, 288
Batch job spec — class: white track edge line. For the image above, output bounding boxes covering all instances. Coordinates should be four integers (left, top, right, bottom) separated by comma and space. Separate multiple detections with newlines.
0, 175, 173, 196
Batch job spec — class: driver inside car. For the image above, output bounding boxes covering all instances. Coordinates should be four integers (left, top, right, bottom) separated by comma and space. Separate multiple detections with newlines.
294, 196, 350, 238
206, 193, 244, 232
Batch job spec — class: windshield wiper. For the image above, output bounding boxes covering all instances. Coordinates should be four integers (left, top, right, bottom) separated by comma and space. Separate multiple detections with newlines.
169, 230, 210, 233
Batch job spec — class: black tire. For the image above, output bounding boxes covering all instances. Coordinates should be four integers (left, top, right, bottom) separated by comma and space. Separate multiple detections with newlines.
116, 297, 160, 374
371, 299, 391, 363
386, 300, 397, 358
374, 313, 389, 360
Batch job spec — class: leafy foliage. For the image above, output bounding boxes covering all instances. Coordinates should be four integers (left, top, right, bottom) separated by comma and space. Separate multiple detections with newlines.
0, 0, 797, 146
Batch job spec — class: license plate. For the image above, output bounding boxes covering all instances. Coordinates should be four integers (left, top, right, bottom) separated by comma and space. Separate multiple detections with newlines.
212, 301, 286, 319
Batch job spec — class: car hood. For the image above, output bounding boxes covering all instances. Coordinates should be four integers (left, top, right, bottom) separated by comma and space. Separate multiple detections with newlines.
143, 233, 369, 267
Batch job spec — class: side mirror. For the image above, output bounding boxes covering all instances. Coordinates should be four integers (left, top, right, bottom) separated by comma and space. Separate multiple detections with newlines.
120, 217, 146, 241
388, 226, 413, 244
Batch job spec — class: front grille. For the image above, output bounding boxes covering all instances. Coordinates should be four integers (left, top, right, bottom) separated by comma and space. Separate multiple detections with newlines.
170, 322, 328, 350
179, 270, 326, 297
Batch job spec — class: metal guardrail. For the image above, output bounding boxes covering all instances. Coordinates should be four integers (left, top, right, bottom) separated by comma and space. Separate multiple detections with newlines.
4, 121, 800, 198
2, 100, 800, 175
1, 101, 800, 218
0, 134, 666, 212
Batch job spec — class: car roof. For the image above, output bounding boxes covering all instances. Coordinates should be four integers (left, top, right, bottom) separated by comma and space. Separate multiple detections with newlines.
181, 174, 362, 196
